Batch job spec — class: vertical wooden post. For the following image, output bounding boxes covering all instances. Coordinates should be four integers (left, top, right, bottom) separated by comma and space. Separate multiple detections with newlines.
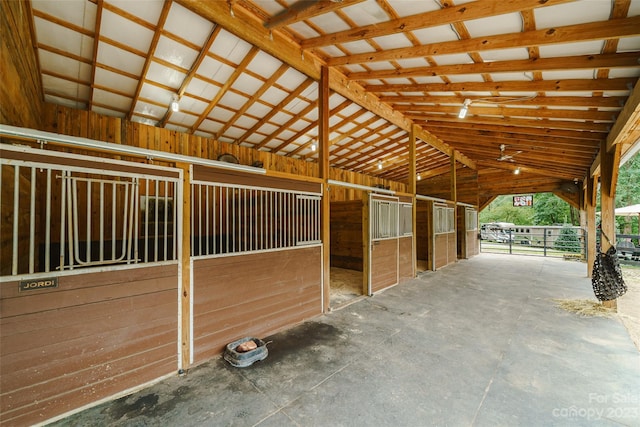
319, 66, 331, 312
362, 193, 370, 296
450, 152, 457, 263
176, 162, 191, 371
586, 175, 596, 277
409, 125, 417, 277
600, 140, 621, 310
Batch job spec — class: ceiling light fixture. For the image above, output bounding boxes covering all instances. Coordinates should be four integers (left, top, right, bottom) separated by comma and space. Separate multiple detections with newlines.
378, 160, 383, 170
170, 95, 180, 113
458, 99, 471, 119
417, 173, 421, 181
311, 142, 316, 151
514, 167, 521, 175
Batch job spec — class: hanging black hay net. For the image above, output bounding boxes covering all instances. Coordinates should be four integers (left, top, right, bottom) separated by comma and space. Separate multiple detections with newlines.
592, 232, 627, 302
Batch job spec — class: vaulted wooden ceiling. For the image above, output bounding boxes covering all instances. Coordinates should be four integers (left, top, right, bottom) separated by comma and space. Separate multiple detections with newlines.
28, 0, 640, 199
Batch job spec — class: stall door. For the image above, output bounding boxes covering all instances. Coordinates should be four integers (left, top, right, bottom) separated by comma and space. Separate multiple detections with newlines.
367, 194, 399, 295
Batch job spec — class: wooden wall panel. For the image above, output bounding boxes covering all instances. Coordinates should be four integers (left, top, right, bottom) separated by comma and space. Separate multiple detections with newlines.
416, 200, 432, 269
467, 230, 479, 258
0, 265, 179, 426
448, 233, 457, 265
434, 234, 449, 269
0, 1, 43, 128
370, 239, 398, 294
330, 200, 363, 271
398, 236, 414, 282
192, 246, 322, 364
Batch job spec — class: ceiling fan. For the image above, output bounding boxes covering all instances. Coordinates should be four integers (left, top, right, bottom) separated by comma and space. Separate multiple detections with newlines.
497, 144, 522, 162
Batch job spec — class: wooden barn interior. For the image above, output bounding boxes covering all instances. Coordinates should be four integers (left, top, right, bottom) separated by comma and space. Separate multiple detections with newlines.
1, 0, 639, 424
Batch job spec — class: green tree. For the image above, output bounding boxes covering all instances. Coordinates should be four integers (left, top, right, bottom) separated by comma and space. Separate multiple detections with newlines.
479, 195, 534, 225
554, 226, 581, 253
532, 193, 577, 225
615, 154, 640, 234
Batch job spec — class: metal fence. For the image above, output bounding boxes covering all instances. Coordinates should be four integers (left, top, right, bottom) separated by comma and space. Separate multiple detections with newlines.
480, 226, 587, 258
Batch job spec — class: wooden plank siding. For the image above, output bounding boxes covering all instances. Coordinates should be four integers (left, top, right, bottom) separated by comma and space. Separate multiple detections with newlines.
192, 246, 322, 364
370, 239, 398, 294
0, 1, 43, 128
398, 236, 414, 282
330, 200, 364, 271
0, 265, 179, 426
416, 200, 433, 270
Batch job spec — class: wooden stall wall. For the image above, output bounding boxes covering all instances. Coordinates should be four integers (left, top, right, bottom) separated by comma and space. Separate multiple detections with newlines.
416, 200, 433, 271
192, 246, 322, 364
0, 1, 43, 128
0, 265, 179, 426
370, 239, 398, 294
398, 236, 414, 282
457, 206, 468, 260
330, 200, 364, 271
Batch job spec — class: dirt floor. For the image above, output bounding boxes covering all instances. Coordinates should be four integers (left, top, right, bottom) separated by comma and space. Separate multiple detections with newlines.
330, 267, 363, 309
619, 265, 640, 351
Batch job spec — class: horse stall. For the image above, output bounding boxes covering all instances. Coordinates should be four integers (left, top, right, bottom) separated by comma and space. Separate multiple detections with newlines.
367, 193, 414, 294
415, 196, 457, 271
189, 166, 323, 365
0, 144, 182, 426
330, 198, 365, 308
457, 204, 479, 259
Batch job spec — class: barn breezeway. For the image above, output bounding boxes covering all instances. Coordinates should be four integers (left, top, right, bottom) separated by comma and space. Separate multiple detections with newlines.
50, 254, 640, 427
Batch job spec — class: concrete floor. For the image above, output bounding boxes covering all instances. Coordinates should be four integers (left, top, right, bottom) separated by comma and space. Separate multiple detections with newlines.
51, 254, 640, 427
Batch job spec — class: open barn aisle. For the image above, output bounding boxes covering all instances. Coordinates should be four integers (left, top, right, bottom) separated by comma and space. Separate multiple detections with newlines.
52, 254, 639, 427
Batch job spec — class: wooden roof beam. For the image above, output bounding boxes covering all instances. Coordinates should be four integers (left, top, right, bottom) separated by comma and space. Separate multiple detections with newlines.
348, 52, 640, 81
264, 0, 365, 29
328, 16, 640, 66
177, 0, 473, 168
301, 0, 572, 49
380, 95, 627, 109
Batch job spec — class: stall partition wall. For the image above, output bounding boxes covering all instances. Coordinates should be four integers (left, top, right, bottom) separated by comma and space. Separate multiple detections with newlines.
190, 166, 323, 365
457, 206, 479, 259
433, 202, 457, 270
367, 194, 414, 295
0, 145, 181, 426
416, 200, 433, 271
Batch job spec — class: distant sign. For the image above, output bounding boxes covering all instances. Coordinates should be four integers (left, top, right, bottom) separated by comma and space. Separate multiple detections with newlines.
513, 195, 533, 207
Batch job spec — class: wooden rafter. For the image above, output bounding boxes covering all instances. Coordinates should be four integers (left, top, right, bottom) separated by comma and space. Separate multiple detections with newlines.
348, 52, 640, 81
126, 0, 173, 122
160, 25, 221, 127
190, 47, 259, 133
364, 78, 636, 93
327, 16, 640, 66
301, 0, 573, 49
264, 0, 365, 29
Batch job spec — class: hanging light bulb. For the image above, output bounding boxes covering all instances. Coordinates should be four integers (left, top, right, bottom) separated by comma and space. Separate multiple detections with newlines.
170, 95, 180, 112
377, 160, 383, 170
311, 143, 316, 151
458, 99, 471, 119
417, 173, 421, 181
514, 167, 521, 175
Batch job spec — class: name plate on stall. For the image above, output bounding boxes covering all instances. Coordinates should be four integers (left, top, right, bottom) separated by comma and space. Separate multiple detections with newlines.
20, 277, 58, 291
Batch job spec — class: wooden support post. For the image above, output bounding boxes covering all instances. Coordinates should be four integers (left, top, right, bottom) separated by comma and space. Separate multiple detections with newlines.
450, 152, 457, 262
600, 140, 621, 310
409, 124, 417, 278
319, 66, 331, 313
586, 175, 596, 277
176, 162, 191, 371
